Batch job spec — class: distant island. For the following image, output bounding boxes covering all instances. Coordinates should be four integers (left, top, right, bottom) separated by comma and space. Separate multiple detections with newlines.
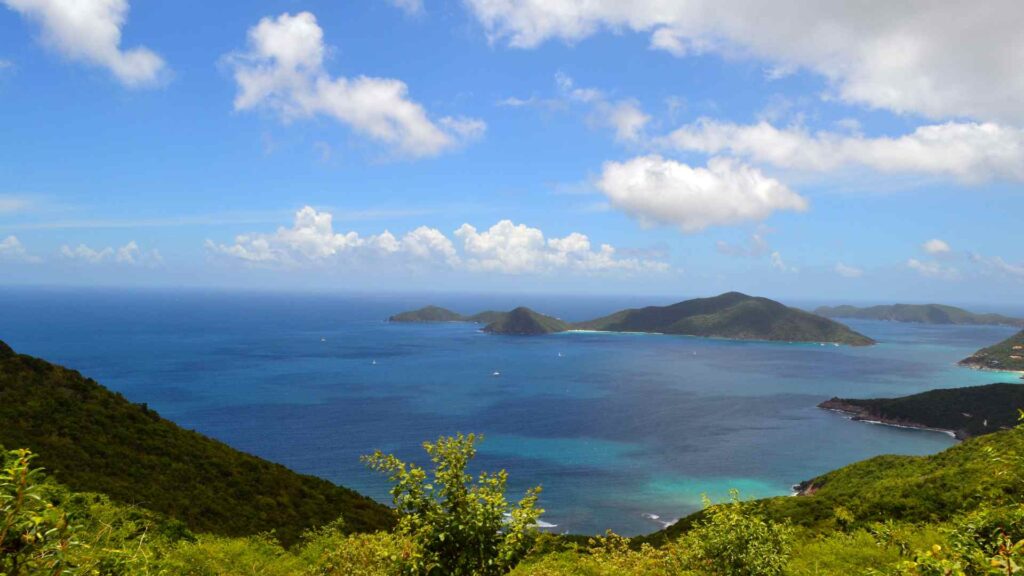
391, 292, 875, 345
959, 329, 1024, 373
819, 383, 1024, 439
814, 303, 1024, 327
387, 305, 506, 324
389, 305, 570, 335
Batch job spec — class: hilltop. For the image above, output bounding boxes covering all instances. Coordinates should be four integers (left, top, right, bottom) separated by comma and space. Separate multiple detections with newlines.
819, 382, 1024, 439
388, 306, 508, 324
0, 339, 393, 546
577, 292, 875, 345
391, 292, 874, 345
388, 305, 466, 322
815, 303, 1024, 327
482, 307, 570, 335
960, 329, 1024, 372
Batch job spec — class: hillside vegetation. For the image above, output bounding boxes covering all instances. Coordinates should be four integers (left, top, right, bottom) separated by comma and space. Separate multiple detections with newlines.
0, 340, 393, 546
960, 329, 1024, 372
577, 292, 874, 345
644, 418, 1024, 547
815, 303, 1024, 327
820, 382, 1024, 439
482, 307, 570, 335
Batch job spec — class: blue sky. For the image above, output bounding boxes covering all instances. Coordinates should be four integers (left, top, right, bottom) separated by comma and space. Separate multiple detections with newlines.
1, 0, 1022, 304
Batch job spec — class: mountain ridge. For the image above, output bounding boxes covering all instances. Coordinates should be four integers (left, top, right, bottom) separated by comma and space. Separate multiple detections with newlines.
815, 303, 1024, 327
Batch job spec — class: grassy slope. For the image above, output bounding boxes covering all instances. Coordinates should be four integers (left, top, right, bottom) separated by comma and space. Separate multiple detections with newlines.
577, 292, 875, 345
960, 329, 1024, 372
815, 303, 1024, 327
821, 382, 1024, 438
642, 424, 1024, 545
483, 307, 570, 335
0, 340, 393, 546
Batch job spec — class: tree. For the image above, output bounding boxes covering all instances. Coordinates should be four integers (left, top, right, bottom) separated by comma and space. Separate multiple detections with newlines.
363, 433, 543, 576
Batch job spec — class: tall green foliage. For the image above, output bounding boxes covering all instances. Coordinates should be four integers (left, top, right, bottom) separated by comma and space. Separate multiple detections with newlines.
1, 450, 74, 576
673, 491, 793, 576
363, 433, 544, 575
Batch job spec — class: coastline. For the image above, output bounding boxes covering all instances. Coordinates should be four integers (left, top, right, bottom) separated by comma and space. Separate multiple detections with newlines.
819, 400, 963, 440
957, 362, 1024, 380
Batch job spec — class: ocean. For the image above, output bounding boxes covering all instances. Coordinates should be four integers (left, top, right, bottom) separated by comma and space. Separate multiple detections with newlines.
2, 287, 1019, 535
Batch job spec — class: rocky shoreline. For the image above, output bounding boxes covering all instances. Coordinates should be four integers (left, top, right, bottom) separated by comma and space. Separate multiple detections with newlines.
818, 398, 964, 439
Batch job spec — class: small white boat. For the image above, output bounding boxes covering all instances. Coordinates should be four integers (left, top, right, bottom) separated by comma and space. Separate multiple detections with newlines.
492, 371, 501, 377
372, 360, 377, 365
321, 338, 326, 342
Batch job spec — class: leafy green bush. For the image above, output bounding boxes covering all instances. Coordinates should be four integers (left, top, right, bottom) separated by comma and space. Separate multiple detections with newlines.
671, 491, 793, 576
1, 449, 74, 575
363, 433, 544, 576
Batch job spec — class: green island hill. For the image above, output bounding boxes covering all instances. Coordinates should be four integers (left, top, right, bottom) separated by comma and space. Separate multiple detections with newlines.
388, 306, 509, 325
814, 303, 1024, 327
481, 307, 571, 335
819, 382, 1024, 439
959, 329, 1024, 373
0, 339, 394, 547
391, 292, 876, 346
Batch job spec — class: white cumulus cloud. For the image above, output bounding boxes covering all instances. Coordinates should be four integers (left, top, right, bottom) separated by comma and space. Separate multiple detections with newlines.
662, 119, 1024, 183
455, 220, 666, 274
596, 155, 808, 233
207, 206, 668, 275
4, 0, 166, 87
60, 240, 160, 265
922, 238, 951, 255
463, 0, 1024, 123
0, 235, 40, 262
229, 12, 484, 158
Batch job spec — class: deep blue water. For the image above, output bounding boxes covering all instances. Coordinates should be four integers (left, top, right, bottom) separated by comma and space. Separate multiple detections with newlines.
2, 288, 1020, 535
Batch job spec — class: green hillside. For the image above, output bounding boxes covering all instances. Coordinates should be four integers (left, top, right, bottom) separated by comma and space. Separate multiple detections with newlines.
482, 307, 570, 335
960, 329, 1024, 372
0, 340, 393, 546
645, 421, 1024, 545
388, 305, 466, 322
820, 382, 1024, 439
815, 303, 1024, 327
576, 292, 875, 346
388, 306, 509, 325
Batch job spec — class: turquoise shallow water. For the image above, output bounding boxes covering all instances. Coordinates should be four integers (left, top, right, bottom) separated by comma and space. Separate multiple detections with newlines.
2, 288, 1019, 535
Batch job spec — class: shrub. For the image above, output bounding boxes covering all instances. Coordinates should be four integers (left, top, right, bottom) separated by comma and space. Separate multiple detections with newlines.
672, 490, 793, 576
0, 449, 75, 575
363, 433, 544, 576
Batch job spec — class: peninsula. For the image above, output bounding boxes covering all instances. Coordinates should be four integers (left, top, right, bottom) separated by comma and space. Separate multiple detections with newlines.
391, 292, 875, 345
819, 382, 1024, 439
814, 303, 1024, 327
959, 329, 1024, 373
